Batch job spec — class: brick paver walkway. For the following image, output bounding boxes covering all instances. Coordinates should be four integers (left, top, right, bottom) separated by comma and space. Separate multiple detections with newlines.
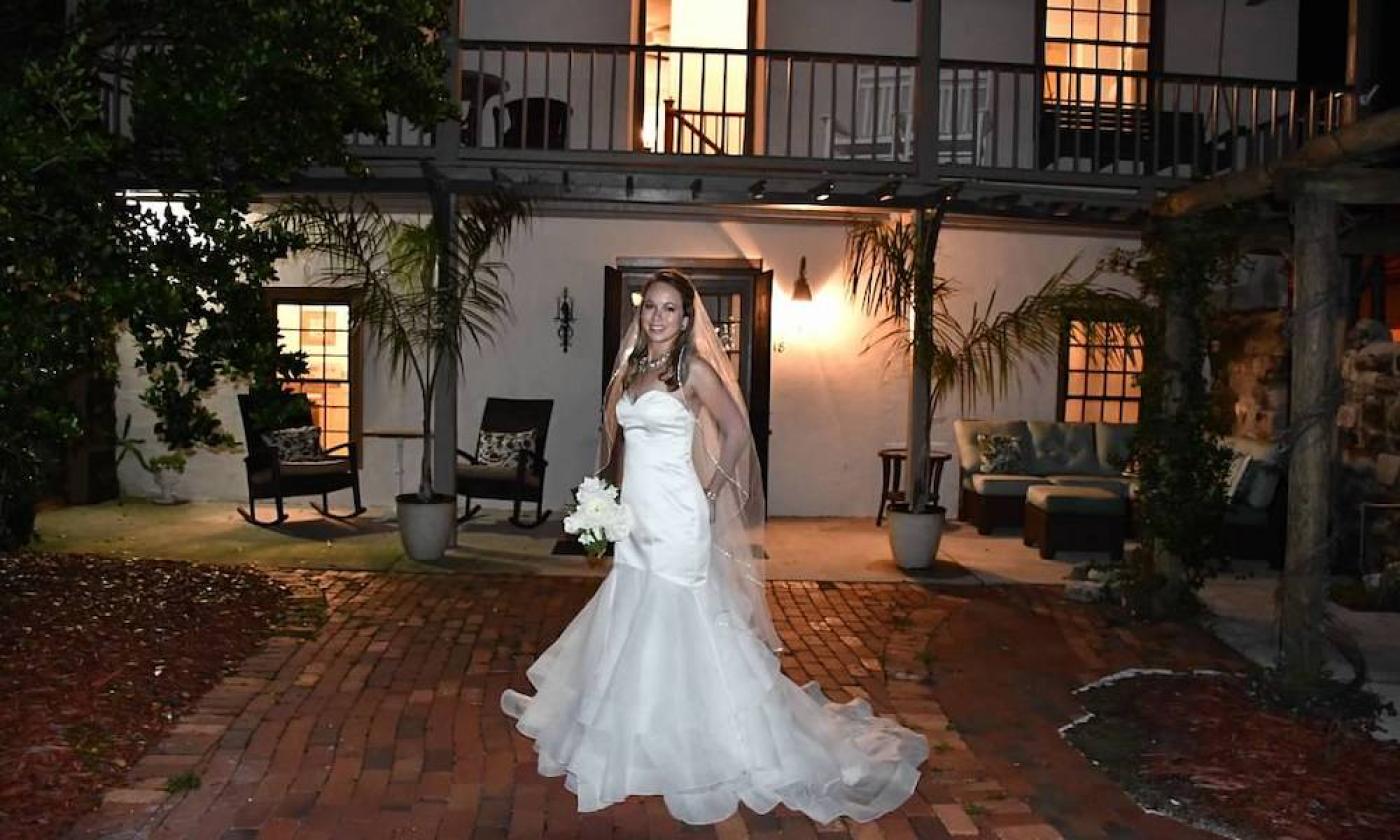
69, 574, 1087, 839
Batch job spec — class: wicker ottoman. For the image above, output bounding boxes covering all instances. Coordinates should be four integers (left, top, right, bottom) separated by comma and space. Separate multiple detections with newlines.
1023, 484, 1127, 562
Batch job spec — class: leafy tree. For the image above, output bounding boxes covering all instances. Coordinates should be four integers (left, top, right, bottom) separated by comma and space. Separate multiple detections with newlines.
0, 0, 454, 548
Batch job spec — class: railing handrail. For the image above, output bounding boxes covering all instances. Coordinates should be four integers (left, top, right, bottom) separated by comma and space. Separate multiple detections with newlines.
455, 38, 918, 65
669, 105, 747, 119
664, 100, 726, 155
940, 57, 1351, 93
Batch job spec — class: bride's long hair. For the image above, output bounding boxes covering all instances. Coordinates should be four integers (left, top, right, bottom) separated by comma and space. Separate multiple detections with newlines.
621, 270, 697, 394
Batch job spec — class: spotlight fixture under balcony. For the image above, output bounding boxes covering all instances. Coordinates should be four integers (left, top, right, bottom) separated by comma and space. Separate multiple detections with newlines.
873, 179, 900, 203
810, 180, 835, 202
749, 179, 767, 200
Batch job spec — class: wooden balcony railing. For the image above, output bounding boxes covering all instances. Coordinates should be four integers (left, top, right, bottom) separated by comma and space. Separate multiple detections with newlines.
98, 37, 1357, 191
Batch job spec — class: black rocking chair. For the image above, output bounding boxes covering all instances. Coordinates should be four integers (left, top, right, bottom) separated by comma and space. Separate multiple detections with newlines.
456, 397, 553, 528
236, 393, 366, 526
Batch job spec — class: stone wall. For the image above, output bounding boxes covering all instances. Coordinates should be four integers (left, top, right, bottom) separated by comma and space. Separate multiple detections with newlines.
1339, 320, 1400, 570
1214, 309, 1290, 441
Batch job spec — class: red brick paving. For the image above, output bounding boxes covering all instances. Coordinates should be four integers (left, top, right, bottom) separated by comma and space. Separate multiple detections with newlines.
67, 573, 1238, 839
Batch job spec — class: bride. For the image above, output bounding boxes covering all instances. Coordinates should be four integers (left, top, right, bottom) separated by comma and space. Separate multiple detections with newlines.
502, 270, 927, 825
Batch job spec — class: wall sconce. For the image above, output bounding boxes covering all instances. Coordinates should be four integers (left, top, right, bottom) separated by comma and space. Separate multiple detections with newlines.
792, 256, 813, 302
554, 287, 576, 353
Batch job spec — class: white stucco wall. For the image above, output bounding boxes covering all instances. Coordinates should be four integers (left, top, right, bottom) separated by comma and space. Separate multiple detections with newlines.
460, 0, 1300, 81
1163, 0, 1298, 81
463, 0, 632, 42
114, 212, 1138, 518
765, 0, 917, 56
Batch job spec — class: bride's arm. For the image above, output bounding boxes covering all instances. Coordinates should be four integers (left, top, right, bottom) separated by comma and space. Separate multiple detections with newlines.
687, 358, 748, 502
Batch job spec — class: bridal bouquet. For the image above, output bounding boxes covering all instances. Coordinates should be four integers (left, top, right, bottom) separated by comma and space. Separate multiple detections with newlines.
563, 476, 633, 565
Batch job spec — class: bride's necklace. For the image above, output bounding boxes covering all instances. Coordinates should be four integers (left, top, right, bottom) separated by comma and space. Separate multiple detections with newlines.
635, 353, 669, 373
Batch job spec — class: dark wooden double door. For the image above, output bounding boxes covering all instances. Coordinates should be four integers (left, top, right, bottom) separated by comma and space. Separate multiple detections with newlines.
603, 259, 773, 487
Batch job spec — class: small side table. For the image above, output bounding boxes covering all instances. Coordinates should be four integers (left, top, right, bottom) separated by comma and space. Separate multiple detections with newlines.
363, 429, 428, 503
877, 447, 953, 526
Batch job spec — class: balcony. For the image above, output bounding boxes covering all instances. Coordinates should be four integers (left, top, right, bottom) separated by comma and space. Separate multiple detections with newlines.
105, 38, 1357, 207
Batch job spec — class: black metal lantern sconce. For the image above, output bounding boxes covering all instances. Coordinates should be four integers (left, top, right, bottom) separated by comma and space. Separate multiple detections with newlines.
554, 287, 576, 353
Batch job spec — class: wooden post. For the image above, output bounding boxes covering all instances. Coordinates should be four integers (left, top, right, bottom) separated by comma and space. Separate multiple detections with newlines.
1280, 192, 1344, 683
914, 0, 942, 184
907, 207, 933, 510
426, 166, 459, 544
1152, 280, 1193, 594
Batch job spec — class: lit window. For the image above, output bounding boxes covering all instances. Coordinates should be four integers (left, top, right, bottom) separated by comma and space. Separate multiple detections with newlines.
1044, 0, 1151, 105
275, 300, 355, 451
1061, 320, 1142, 423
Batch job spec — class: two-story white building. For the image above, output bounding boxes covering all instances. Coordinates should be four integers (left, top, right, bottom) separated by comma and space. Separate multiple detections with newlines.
114, 0, 1343, 520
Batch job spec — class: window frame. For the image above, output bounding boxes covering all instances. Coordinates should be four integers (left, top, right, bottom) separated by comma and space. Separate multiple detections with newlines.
1035, 0, 1165, 107
263, 287, 364, 456
1056, 316, 1144, 425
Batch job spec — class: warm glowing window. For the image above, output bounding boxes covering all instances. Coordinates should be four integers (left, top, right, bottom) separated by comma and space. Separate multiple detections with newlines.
1044, 0, 1151, 105
275, 300, 356, 451
1060, 320, 1143, 423
641, 0, 750, 154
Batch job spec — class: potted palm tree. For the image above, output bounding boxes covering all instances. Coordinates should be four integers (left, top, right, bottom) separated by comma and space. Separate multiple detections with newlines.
846, 193, 1128, 570
272, 189, 530, 562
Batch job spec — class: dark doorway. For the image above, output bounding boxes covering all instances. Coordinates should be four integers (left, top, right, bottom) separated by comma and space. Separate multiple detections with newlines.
603, 258, 773, 488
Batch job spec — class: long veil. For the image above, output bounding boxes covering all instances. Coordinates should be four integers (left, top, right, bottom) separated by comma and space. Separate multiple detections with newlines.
598, 289, 781, 653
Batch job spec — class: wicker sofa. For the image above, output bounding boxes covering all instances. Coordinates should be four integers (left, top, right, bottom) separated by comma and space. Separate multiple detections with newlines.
954, 419, 1288, 567
953, 419, 1136, 534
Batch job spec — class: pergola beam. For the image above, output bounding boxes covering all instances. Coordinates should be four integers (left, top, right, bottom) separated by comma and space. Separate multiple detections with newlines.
1152, 107, 1400, 217
1278, 167, 1400, 204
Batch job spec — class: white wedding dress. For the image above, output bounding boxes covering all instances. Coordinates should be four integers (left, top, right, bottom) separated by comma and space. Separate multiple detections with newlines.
501, 389, 928, 825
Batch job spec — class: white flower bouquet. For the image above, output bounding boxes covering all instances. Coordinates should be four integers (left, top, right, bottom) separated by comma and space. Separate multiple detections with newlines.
562, 476, 633, 565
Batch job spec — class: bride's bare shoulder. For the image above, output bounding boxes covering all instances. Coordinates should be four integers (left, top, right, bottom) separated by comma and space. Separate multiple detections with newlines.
685, 356, 721, 388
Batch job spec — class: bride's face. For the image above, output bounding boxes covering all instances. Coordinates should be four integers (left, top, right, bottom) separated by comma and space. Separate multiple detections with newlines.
640, 282, 687, 349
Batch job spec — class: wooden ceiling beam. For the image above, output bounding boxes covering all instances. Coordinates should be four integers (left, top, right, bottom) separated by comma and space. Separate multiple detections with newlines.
1278, 167, 1400, 204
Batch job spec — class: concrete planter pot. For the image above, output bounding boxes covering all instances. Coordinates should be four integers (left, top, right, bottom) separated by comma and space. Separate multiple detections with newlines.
396, 493, 457, 563
151, 470, 183, 505
887, 504, 946, 570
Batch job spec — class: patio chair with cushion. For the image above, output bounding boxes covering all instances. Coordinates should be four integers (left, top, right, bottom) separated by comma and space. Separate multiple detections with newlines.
235, 393, 366, 526
456, 397, 553, 528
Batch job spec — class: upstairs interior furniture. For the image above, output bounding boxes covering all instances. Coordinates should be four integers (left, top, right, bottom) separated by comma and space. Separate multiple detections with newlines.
494, 97, 572, 149
235, 393, 365, 526
456, 397, 554, 528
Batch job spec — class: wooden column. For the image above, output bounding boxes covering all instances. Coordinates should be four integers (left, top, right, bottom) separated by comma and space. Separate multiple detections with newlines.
914, 0, 942, 184
427, 169, 460, 545
1152, 280, 1193, 591
1280, 192, 1344, 683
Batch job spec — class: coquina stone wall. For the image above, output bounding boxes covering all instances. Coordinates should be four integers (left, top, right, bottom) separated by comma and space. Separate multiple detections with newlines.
1339, 320, 1400, 570
1215, 309, 1290, 442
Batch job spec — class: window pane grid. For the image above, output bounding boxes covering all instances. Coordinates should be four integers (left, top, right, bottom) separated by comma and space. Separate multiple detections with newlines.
1061, 319, 1142, 424
276, 302, 353, 452
1044, 0, 1149, 104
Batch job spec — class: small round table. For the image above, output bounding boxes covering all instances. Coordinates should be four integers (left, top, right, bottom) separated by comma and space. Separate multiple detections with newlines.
363, 429, 428, 499
877, 447, 953, 526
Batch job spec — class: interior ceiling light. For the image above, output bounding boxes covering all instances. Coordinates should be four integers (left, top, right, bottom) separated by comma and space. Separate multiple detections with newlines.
749, 179, 767, 200
810, 180, 835, 202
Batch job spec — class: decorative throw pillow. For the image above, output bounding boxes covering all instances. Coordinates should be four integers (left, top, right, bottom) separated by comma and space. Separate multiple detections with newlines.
976, 433, 1024, 474
262, 426, 324, 462
477, 430, 536, 467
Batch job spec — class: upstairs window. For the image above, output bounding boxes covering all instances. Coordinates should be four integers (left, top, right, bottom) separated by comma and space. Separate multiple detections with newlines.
1044, 0, 1151, 106
1059, 320, 1143, 424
